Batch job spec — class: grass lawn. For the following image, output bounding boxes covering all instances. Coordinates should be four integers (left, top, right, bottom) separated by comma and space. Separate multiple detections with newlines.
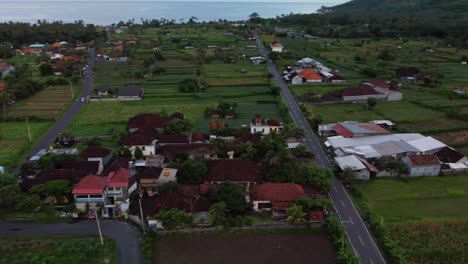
0, 235, 117, 264
354, 176, 468, 264
153, 228, 336, 264
0, 121, 53, 171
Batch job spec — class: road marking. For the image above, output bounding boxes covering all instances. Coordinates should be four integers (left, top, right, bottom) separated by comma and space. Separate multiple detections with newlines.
358, 235, 365, 246
349, 216, 354, 224
340, 200, 346, 207
369, 259, 374, 264
334, 187, 337, 192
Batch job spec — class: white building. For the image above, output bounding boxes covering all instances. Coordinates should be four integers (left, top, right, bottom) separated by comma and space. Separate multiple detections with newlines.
402, 154, 441, 177
250, 114, 283, 135
270, 42, 283, 53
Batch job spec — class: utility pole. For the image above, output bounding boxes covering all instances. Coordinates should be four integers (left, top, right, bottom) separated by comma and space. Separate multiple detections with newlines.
139, 198, 146, 234
95, 207, 104, 245
25, 118, 32, 142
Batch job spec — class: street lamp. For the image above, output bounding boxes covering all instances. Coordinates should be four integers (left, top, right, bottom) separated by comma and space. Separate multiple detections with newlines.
95, 206, 104, 245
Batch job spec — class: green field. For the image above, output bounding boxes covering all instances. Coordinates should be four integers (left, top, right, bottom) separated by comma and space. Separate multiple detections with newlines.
355, 176, 468, 264
0, 121, 53, 171
0, 235, 117, 264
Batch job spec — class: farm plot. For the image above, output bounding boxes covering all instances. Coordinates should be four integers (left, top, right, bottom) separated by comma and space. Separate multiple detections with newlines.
3, 85, 75, 118
0, 121, 53, 170
154, 230, 336, 264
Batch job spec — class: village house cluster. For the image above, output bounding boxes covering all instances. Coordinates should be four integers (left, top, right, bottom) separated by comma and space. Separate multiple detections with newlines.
319, 120, 468, 179
282, 57, 346, 85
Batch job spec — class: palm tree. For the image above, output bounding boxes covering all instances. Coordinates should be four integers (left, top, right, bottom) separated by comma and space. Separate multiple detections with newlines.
0, 84, 15, 120
209, 202, 228, 225
286, 205, 307, 224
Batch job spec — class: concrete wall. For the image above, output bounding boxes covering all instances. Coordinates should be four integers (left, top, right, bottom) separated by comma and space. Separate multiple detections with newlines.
409, 165, 441, 177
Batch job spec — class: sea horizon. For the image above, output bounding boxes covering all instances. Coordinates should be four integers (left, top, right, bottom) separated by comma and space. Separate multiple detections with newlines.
0, 1, 333, 25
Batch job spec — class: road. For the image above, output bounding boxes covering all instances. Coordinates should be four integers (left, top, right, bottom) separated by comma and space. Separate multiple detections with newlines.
14, 48, 96, 173
254, 32, 386, 264
0, 220, 143, 264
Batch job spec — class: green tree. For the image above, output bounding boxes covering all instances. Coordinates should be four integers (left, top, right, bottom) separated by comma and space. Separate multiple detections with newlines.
178, 159, 207, 184
367, 97, 377, 110
340, 167, 356, 185
163, 119, 193, 135
134, 147, 144, 160
86, 137, 102, 147
30, 180, 71, 200
208, 202, 228, 225
298, 163, 333, 193
292, 144, 314, 158
178, 78, 204, 93
0, 173, 17, 187
37, 153, 58, 170
39, 63, 54, 76
286, 205, 307, 224
208, 182, 246, 214
0, 84, 15, 120
154, 208, 192, 230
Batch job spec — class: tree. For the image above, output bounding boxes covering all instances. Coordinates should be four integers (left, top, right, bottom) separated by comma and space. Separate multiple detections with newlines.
256, 132, 288, 165
292, 145, 314, 158
0, 173, 17, 187
208, 182, 246, 214
0, 84, 15, 120
208, 202, 228, 225
86, 137, 102, 147
178, 159, 207, 184
286, 205, 307, 224
30, 180, 71, 201
39, 63, 54, 76
249, 12, 260, 19
154, 208, 192, 230
298, 163, 333, 193
266, 160, 302, 183
367, 97, 377, 110
340, 167, 356, 185
37, 153, 57, 170
311, 113, 324, 128
163, 119, 193, 135
134, 147, 144, 160
178, 78, 204, 93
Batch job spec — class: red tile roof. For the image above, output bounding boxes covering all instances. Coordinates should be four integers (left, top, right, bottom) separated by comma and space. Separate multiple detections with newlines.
80, 146, 111, 159
128, 113, 170, 131
60, 160, 100, 174
250, 183, 304, 203
206, 159, 265, 183
332, 124, 353, 138
0, 82, 5, 91
299, 69, 322, 81
367, 80, 390, 89
267, 118, 282, 126
157, 134, 189, 144
72, 175, 107, 194
407, 154, 440, 166
123, 134, 153, 146
107, 168, 130, 187
192, 132, 208, 142
308, 211, 324, 222
161, 144, 219, 162
337, 85, 383, 97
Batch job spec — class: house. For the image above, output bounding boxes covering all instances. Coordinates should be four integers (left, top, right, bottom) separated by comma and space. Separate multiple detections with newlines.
435, 147, 468, 163
29, 43, 46, 49
125, 37, 137, 44
161, 144, 219, 162
250, 114, 283, 135
0, 61, 15, 78
96, 85, 112, 96
362, 81, 403, 101
396, 67, 420, 83
250, 183, 305, 215
156, 135, 190, 149
329, 74, 346, 84
117, 85, 143, 100
296, 69, 322, 84
323, 85, 387, 102
206, 159, 265, 184
60, 160, 103, 175
334, 155, 371, 180
243, 32, 256, 40
402, 154, 441, 177
128, 113, 170, 133
331, 122, 390, 138
72, 175, 108, 214
369, 120, 395, 129
137, 167, 178, 188
191, 132, 209, 143
122, 129, 160, 157
80, 146, 112, 167
106, 168, 134, 216
270, 42, 283, 53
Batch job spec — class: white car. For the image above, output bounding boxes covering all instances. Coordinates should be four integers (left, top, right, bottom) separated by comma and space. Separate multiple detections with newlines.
81, 97, 85, 102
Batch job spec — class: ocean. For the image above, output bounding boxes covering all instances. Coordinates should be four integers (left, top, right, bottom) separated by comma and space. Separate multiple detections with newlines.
0, 1, 331, 25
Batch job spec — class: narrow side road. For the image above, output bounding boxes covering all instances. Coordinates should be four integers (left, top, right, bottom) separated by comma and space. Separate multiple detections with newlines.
0, 220, 143, 264
14, 48, 95, 173
254, 32, 386, 264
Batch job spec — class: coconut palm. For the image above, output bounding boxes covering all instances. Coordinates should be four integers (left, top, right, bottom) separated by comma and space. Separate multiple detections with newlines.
0, 85, 15, 120
286, 205, 307, 224
209, 202, 228, 225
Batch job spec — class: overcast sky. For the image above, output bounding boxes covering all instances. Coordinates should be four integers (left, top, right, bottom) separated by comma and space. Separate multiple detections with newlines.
15, 0, 348, 2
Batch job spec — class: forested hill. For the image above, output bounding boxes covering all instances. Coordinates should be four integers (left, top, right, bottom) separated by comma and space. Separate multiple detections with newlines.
330, 0, 468, 15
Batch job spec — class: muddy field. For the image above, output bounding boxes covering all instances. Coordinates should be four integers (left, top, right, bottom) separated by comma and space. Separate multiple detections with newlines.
153, 231, 337, 264
433, 130, 468, 145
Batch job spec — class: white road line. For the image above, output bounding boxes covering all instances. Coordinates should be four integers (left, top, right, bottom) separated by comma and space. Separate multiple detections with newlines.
369, 259, 374, 264
358, 235, 365, 246
349, 216, 354, 225
334, 187, 337, 192
340, 200, 346, 207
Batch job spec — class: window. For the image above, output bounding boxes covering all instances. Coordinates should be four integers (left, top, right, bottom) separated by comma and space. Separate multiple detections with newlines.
142, 146, 146, 151
90, 194, 103, 198
107, 187, 114, 191
258, 202, 272, 209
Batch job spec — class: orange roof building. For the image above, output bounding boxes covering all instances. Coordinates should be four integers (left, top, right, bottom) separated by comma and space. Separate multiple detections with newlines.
299, 69, 322, 82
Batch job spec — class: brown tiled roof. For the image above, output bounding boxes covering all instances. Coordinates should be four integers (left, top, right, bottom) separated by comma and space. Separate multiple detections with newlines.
192, 132, 208, 142
102, 157, 131, 175
435, 147, 465, 163
59, 160, 100, 174
367, 80, 390, 89
407, 154, 440, 166
157, 134, 189, 144
80, 146, 111, 159
128, 113, 170, 130
122, 134, 153, 146
335, 85, 382, 97
267, 118, 282, 126
206, 159, 265, 183
250, 183, 304, 203
396, 67, 420, 78
161, 144, 219, 162
137, 167, 163, 179
20, 169, 89, 191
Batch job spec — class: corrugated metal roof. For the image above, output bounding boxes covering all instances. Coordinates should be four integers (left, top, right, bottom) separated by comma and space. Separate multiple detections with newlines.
334, 155, 366, 171
328, 133, 424, 149
407, 137, 446, 153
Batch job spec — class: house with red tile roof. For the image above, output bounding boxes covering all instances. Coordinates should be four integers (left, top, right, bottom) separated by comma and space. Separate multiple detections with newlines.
106, 168, 136, 216
206, 159, 265, 184
270, 41, 283, 53
296, 69, 322, 84
402, 154, 441, 177
137, 167, 178, 188
80, 146, 112, 167
250, 183, 305, 214
127, 113, 170, 133
72, 175, 108, 213
250, 114, 283, 135
160, 144, 219, 162
60, 160, 102, 175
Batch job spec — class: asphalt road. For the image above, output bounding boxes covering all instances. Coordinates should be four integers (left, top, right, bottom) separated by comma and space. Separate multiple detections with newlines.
0, 220, 143, 264
254, 32, 386, 264
14, 48, 96, 173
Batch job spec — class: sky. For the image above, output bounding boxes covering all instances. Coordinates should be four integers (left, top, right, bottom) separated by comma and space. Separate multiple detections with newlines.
14, 0, 348, 2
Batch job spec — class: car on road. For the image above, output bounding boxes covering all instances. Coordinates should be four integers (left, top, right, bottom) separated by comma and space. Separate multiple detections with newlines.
81, 97, 85, 102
